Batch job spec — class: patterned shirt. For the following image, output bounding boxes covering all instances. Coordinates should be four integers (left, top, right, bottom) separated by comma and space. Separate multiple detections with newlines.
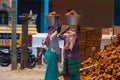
48, 31, 60, 55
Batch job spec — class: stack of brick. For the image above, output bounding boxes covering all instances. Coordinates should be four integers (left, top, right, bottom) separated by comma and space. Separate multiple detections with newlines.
85, 28, 102, 59
79, 28, 102, 61
79, 28, 87, 61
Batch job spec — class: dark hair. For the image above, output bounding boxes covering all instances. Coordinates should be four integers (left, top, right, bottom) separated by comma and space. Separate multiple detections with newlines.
76, 24, 80, 32
67, 9, 73, 12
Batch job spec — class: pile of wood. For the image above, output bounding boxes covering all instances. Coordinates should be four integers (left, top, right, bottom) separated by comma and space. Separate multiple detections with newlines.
80, 33, 120, 80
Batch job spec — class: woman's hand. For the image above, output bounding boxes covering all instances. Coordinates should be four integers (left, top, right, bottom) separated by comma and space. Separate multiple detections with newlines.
64, 44, 70, 50
57, 33, 60, 37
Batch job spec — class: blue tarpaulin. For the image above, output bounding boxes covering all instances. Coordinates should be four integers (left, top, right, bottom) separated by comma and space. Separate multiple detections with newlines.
114, 0, 120, 26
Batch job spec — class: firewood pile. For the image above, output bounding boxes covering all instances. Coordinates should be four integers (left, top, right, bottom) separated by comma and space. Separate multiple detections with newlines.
80, 33, 120, 80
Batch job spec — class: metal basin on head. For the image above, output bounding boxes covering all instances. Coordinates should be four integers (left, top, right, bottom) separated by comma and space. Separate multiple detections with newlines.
65, 14, 80, 26
46, 15, 57, 26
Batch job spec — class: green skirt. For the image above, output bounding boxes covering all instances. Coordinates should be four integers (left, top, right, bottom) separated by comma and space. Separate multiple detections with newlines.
63, 59, 80, 80
44, 50, 59, 80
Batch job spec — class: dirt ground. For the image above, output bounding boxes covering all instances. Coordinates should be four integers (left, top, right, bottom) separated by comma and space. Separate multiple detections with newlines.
0, 63, 63, 80
0, 64, 46, 80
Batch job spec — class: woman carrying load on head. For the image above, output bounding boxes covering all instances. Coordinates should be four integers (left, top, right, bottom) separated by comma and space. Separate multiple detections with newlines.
58, 10, 81, 80
44, 11, 62, 80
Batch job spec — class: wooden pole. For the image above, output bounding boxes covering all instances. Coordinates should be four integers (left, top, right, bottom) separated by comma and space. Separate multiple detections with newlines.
11, 0, 17, 70
19, 14, 29, 69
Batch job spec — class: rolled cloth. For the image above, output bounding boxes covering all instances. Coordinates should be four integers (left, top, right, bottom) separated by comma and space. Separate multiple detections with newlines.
63, 30, 76, 50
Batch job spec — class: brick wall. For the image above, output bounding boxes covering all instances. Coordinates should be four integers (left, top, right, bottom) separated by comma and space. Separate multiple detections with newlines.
102, 26, 120, 35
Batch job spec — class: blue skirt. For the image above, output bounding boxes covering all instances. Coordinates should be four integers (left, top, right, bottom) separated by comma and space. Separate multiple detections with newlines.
44, 50, 59, 80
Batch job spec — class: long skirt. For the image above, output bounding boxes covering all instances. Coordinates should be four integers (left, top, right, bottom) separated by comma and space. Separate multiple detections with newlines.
44, 50, 59, 80
63, 59, 80, 80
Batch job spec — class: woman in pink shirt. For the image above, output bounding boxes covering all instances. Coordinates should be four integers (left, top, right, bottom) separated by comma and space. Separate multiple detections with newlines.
59, 25, 80, 80
59, 10, 81, 80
